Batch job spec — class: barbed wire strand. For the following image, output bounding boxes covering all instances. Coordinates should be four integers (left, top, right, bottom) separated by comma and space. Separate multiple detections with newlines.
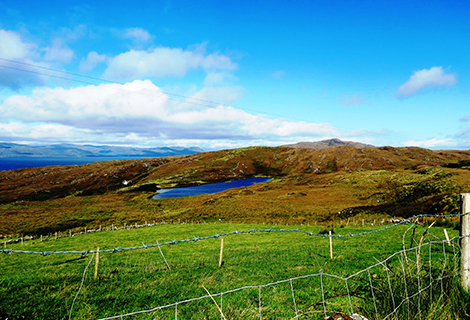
2, 212, 468, 256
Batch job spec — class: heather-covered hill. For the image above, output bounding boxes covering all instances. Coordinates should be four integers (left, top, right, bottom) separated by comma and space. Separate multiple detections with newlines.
1, 144, 470, 235
1, 145, 469, 204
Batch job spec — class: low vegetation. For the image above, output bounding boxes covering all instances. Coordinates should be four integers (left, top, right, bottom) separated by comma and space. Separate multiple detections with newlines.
1, 144, 470, 319
1, 222, 468, 319
1, 145, 470, 236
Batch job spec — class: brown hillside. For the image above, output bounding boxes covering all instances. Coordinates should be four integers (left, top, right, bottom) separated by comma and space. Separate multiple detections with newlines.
1, 145, 468, 204
1, 145, 470, 235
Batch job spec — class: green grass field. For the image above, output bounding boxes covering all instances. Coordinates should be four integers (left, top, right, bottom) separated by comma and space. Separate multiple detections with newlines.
1, 221, 468, 319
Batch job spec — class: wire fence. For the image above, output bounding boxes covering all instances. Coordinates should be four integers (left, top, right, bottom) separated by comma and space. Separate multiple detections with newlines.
93, 235, 467, 319
1, 211, 469, 319
1, 212, 468, 256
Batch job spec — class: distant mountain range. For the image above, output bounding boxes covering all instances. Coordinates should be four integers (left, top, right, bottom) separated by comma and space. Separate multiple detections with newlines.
0, 143, 203, 158
282, 138, 374, 149
0, 139, 373, 158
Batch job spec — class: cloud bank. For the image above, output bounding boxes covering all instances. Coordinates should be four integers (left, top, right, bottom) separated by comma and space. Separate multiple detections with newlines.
0, 80, 339, 148
404, 138, 454, 148
396, 66, 457, 99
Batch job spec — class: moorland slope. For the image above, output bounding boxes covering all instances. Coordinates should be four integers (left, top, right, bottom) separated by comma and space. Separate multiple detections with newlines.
1, 144, 470, 235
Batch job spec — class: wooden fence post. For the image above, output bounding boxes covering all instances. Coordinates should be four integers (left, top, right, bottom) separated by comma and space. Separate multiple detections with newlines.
461, 193, 470, 291
94, 247, 100, 280
329, 231, 333, 259
219, 238, 224, 267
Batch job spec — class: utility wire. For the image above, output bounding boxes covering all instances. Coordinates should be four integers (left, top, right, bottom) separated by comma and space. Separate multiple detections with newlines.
0, 57, 293, 121
0, 57, 218, 107
1, 212, 468, 256
0, 57, 330, 125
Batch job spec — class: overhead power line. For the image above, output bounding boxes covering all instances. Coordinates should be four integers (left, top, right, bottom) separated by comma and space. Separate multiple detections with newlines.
0, 57, 294, 121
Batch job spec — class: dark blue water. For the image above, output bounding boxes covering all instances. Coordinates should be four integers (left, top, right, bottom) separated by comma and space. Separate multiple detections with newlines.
153, 177, 271, 199
0, 156, 146, 171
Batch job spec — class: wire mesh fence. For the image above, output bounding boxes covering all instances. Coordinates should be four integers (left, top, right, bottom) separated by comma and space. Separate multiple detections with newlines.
94, 236, 467, 320
1, 212, 469, 319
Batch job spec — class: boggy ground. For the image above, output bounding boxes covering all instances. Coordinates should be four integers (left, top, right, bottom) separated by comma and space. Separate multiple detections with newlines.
1, 145, 470, 236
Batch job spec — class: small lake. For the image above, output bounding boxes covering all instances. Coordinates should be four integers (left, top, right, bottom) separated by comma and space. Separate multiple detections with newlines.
153, 177, 271, 199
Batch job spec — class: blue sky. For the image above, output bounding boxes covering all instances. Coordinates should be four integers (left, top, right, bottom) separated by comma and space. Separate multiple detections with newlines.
0, 0, 469, 150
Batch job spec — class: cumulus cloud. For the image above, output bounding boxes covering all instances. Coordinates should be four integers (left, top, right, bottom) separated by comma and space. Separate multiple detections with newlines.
0, 29, 48, 89
79, 51, 107, 73
1, 80, 169, 124
397, 67, 457, 99
0, 80, 341, 148
340, 94, 364, 106
0, 29, 37, 60
102, 44, 237, 81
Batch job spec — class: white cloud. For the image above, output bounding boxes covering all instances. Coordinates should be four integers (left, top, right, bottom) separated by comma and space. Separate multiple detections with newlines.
102, 44, 238, 81
79, 51, 107, 73
404, 138, 454, 148
0, 29, 47, 89
0, 80, 343, 149
122, 27, 152, 43
0, 29, 36, 60
397, 66, 457, 99
340, 94, 364, 106
0, 121, 96, 143
1, 80, 169, 123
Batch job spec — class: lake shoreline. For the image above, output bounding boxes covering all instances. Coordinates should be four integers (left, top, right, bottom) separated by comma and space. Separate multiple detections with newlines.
153, 177, 272, 199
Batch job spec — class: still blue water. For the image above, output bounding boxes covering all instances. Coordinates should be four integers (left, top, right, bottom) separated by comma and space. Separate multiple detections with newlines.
153, 177, 271, 199
0, 156, 146, 171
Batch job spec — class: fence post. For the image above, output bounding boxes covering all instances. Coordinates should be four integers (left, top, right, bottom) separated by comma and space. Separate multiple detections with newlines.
219, 238, 224, 267
94, 247, 100, 280
329, 231, 333, 259
461, 193, 470, 291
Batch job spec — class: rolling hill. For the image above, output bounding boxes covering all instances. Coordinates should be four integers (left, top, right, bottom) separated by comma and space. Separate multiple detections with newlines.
1, 142, 470, 235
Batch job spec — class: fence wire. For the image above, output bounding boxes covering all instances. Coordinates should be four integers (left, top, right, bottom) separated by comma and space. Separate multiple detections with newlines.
95, 235, 467, 320
2, 212, 469, 319
1, 212, 468, 256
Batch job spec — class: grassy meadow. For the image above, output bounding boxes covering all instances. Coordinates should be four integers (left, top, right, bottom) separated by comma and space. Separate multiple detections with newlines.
1, 221, 468, 319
